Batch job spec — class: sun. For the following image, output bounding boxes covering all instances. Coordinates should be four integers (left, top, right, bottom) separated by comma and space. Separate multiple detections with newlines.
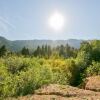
48, 11, 64, 31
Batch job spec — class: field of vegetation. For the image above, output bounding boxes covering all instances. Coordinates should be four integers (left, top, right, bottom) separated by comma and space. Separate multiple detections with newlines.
0, 40, 100, 99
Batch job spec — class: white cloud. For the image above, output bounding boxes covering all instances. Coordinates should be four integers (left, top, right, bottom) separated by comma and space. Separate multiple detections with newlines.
0, 16, 15, 33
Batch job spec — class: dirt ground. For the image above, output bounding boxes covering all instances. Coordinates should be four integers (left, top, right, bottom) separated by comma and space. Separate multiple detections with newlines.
7, 84, 100, 100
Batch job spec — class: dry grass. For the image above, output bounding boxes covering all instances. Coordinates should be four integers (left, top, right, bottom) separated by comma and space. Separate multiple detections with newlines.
85, 76, 100, 92
6, 84, 100, 100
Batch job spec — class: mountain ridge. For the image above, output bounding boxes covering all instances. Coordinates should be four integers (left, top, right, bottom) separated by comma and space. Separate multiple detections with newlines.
0, 36, 83, 51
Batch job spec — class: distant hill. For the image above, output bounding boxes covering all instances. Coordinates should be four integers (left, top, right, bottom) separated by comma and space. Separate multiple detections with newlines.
0, 36, 83, 51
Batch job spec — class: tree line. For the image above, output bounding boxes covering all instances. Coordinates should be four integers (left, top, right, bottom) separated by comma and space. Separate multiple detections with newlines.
0, 43, 77, 58
0, 40, 100, 63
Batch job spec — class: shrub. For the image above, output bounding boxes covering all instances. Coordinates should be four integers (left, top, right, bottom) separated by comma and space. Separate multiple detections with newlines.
86, 61, 100, 77
0, 56, 84, 98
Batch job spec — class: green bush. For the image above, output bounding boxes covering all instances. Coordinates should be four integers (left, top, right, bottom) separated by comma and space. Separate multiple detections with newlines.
0, 55, 97, 98
86, 61, 100, 77
5, 56, 28, 74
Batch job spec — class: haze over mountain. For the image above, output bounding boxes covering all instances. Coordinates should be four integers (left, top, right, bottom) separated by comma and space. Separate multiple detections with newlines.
0, 36, 83, 51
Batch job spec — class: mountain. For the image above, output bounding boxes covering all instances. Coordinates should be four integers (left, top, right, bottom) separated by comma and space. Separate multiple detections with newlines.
0, 36, 83, 51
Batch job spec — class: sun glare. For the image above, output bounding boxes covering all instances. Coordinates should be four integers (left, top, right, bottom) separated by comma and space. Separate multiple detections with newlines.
48, 11, 65, 31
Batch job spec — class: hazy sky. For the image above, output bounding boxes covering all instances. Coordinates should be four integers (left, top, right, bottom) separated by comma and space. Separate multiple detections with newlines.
0, 0, 100, 40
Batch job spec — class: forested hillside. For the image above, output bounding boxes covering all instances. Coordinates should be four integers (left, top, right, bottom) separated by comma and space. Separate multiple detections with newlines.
0, 36, 82, 51
0, 39, 100, 99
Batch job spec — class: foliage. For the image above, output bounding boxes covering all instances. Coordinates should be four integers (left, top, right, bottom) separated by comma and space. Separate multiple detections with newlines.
86, 61, 100, 77
90, 40, 100, 61
21, 47, 30, 56
0, 45, 7, 57
0, 56, 79, 98
33, 44, 77, 58
0, 40, 100, 98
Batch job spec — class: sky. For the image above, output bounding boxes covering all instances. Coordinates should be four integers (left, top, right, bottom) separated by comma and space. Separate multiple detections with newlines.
0, 0, 100, 40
